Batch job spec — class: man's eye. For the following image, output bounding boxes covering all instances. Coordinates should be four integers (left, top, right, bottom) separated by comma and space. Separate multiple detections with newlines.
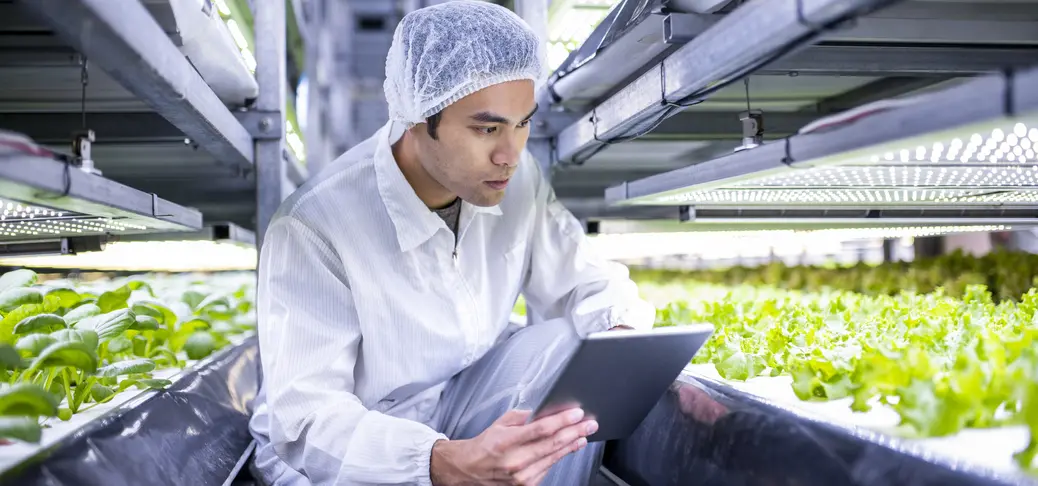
475, 127, 497, 135
518, 119, 531, 128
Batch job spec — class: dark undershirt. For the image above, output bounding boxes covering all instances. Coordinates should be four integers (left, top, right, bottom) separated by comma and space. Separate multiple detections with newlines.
433, 197, 462, 241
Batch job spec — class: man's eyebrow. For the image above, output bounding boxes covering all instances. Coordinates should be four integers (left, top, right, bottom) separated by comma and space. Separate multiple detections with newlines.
470, 112, 510, 124
469, 104, 540, 124
522, 104, 540, 121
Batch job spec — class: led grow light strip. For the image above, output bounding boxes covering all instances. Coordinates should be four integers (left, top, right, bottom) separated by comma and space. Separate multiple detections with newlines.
864, 123, 1038, 165
0, 198, 147, 238
0, 240, 257, 272
646, 119, 1038, 205
586, 225, 1012, 261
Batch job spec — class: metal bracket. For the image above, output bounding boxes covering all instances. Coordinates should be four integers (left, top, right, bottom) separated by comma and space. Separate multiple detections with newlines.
735, 109, 764, 152
678, 205, 695, 222
234, 110, 284, 140
72, 130, 103, 176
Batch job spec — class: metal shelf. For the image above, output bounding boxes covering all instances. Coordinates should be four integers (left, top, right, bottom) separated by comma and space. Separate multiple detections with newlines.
530, 0, 1038, 222
0, 153, 203, 241
604, 66, 1038, 216
16, 0, 253, 171
117, 222, 256, 247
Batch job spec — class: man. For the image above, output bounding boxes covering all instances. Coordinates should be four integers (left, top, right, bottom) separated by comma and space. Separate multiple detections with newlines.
248, 2, 656, 485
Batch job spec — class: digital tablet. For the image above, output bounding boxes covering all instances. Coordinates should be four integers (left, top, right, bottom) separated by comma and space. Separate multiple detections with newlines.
528, 324, 714, 443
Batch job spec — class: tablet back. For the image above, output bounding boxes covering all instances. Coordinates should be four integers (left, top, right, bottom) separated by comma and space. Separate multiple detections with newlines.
531, 324, 714, 442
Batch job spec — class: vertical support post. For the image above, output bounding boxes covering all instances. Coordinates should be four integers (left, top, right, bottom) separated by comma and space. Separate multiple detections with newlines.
514, 0, 549, 78
515, 0, 552, 177
254, 0, 287, 248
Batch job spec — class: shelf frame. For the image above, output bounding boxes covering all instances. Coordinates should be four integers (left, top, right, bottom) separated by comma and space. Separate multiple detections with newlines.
17, 0, 255, 172
0, 154, 203, 238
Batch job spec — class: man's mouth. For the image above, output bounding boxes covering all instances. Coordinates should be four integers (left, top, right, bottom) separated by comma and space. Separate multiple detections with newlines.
484, 179, 509, 190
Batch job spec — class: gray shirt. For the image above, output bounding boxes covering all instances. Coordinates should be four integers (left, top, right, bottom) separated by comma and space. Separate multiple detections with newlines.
433, 197, 462, 238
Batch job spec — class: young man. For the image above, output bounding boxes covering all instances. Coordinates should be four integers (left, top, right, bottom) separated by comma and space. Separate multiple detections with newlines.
248, 2, 655, 485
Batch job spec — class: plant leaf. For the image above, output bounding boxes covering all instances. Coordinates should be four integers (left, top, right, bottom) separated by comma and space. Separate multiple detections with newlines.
148, 347, 178, 367
50, 329, 99, 352
132, 300, 177, 330
0, 383, 59, 416
131, 315, 161, 331
0, 288, 42, 313
132, 378, 172, 391
29, 341, 98, 373
63, 303, 100, 325
107, 335, 132, 354
75, 309, 134, 342
45, 288, 82, 310
0, 416, 42, 443
15, 334, 56, 358
96, 358, 155, 378
14, 314, 66, 335
182, 290, 206, 310
90, 383, 115, 403
0, 269, 37, 293
0, 344, 22, 370
97, 286, 131, 313
184, 332, 216, 360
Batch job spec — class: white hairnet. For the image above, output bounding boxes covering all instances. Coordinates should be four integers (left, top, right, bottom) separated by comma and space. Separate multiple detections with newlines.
384, 1, 545, 126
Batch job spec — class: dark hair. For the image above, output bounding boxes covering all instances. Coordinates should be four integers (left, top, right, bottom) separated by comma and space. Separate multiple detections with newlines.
426, 111, 442, 140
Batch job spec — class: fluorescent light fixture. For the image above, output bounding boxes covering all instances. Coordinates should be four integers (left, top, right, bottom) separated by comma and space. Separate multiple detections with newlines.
586, 225, 1014, 262
607, 68, 1038, 209
0, 241, 257, 272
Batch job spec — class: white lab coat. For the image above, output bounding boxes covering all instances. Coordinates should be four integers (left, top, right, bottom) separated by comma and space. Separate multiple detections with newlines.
248, 121, 656, 485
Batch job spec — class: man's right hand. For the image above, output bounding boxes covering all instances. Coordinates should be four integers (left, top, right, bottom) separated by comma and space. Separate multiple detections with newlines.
430, 408, 597, 486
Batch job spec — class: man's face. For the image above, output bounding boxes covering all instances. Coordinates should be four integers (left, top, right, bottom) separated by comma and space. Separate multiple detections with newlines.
410, 80, 537, 207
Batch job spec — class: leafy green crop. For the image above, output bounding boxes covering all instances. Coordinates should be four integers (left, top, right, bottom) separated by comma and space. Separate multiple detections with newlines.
0, 270, 255, 444
634, 248, 1038, 303
645, 276, 1038, 470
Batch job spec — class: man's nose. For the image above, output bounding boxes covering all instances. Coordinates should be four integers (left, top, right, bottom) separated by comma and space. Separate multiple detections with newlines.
491, 139, 521, 168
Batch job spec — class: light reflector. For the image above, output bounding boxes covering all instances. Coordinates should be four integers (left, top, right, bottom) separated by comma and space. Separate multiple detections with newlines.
0, 197, 148, 238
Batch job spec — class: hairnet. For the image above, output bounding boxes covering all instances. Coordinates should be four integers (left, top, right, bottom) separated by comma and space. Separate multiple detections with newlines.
384, 1, 545, 126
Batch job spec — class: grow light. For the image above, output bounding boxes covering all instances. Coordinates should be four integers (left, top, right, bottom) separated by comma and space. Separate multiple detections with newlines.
586, 225, 1012, 261
606, 68, 1038, 212
0, 198, 147, 238
636, 119, 1038, 206
0, 154, 202, 241
0, 240, 257, 272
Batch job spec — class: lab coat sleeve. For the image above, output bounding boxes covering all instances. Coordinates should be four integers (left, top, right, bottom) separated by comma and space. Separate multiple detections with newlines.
258, 217, 447, 486
519, 160, 657, 336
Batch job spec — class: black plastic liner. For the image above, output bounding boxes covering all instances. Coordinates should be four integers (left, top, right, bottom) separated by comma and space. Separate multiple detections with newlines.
0, 336, 260, 486
602, 373, 1038, 486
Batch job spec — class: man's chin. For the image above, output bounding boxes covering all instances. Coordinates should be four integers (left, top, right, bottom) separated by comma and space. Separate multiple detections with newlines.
465, 190, 506, 208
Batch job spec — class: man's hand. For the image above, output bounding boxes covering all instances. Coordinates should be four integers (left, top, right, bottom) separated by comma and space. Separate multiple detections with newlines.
430, 408, 596, 486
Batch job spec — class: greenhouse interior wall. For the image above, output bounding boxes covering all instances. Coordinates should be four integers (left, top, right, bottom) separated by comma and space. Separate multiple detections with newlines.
1, 0, 1038, 485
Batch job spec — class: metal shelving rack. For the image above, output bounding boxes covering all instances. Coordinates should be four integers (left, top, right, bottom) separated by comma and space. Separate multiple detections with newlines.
530, 0, 1038, 227
1, 0, 304, 251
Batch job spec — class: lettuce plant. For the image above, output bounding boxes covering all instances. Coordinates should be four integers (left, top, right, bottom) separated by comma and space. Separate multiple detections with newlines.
0, 270, 255, 443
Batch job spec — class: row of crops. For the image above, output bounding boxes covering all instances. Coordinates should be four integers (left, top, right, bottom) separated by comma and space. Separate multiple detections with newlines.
629, 251, 1038, 470
0, 269, 255, 444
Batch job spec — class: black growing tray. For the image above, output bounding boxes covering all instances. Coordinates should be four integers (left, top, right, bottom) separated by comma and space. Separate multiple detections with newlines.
0, 336, 260, 486
601, 372, 1038, 486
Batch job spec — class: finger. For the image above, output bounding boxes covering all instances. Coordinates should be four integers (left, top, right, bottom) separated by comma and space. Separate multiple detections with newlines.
515, 437, 587, 485
495, 409, 533, 427
511, 408, 584, 445
507, 420, 596, 477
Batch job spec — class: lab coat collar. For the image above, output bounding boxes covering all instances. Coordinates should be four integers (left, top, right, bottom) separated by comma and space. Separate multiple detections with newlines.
374, 122, 502, 253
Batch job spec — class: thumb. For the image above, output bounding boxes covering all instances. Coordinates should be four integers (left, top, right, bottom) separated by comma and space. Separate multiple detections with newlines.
496, 409, 533, 427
